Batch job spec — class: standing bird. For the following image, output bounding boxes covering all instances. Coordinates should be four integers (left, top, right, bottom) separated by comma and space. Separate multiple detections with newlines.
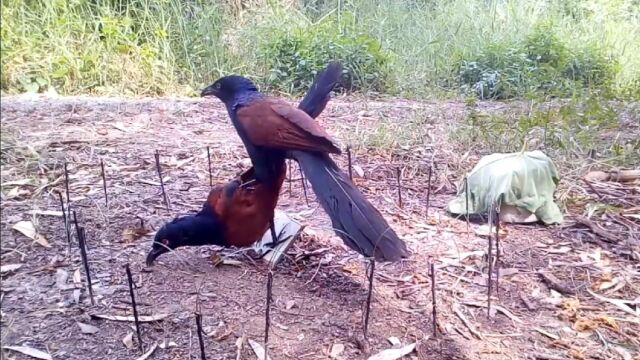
201, 63, 409, 262
146, 64, 342, 265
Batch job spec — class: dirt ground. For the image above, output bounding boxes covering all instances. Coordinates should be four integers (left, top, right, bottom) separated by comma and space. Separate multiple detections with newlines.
1, 94, 638, 360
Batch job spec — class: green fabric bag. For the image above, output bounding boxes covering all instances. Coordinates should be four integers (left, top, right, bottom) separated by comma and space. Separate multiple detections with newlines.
447, 150, 564, 225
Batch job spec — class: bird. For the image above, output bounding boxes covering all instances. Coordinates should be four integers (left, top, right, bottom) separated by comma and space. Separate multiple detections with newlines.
146, 63, 343, 266
201, 63, 409, 262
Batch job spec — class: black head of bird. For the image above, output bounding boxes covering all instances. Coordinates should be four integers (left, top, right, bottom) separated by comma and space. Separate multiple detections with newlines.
201, 75, 259, 104
145, 215, 224, 266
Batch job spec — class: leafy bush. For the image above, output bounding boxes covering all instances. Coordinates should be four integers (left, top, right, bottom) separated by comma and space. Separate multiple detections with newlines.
1, 0, 228, 95
256, 12, 394, 94
457, 23, 619, 100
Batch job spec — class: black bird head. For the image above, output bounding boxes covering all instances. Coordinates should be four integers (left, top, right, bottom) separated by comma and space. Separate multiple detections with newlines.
145, 215, 225, 266
201, 75, 259, 104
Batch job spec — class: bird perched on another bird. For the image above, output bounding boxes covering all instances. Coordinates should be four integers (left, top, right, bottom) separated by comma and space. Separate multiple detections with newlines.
201, 63, 409, 262
146, 63, 343, 266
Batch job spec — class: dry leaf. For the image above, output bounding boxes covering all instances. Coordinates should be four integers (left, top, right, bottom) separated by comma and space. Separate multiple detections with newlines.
387, 337, 401, 346
26, 210, 63, 217
91, 313, 169, 322
612, 345, 633, 360
367, 343, 416, 360
135, 343, 158, 360
285, 300, 296, 310
573, 317, 598, 332
73, 269, 81, 285
545, 246, 572, 254
110, 122, 129, 132
569, 349, 586, 360
330, 343, 345, 358
122, 226, 151, 243
534, 328, 559, 340
6, 187, 30, 199
3, 346, 52, 360
559, 299, 581, 321
73, 289, 81, 304
77, 322, 100, 334
2, 179, 34, 186
123, 332, 134, 349
587, 289, 639, 317
159, 341, 177, 349
0, 263, 23, 273
12, 220, 50, 247
248, 339, 271, 360
56, 269, 69, 289
342, 262, 361, 274
474, 224, 507, 238
353, 165, 365, 178
210, 253, 223, 266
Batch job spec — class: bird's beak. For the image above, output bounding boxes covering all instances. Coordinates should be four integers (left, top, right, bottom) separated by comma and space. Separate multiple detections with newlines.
145, 247, 166, 266
200, 85, 219, 98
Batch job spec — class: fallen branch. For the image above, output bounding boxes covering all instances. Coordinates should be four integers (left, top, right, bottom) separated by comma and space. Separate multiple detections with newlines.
462, 302, 523, 324
537, 271, 575, 295
574, 216, 623, 243
453, 304, 483, 340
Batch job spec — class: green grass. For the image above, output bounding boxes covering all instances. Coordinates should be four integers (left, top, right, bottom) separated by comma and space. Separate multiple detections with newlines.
2, 0, 638, 99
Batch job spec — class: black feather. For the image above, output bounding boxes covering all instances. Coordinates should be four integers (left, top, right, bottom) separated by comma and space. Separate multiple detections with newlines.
291, 151, 409, 262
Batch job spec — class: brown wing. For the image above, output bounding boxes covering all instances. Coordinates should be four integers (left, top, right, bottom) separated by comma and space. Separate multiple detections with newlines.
236, 99, 341, 154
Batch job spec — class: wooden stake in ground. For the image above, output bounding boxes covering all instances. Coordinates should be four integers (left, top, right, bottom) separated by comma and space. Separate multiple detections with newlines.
206, 146, 213, 188
264, 268, 273, 360
73, 222, 96, 305
464, 176, 470, 237
363, 258, 376, 338
430, 262, 437, 338
486, 204, 494, 318
72, 211, 81, 243
396, 167, 402, 208
125, 264, 144, 354
58, 192, 71, 248
287, 160, 292, 196
298, 165, 309, 206
263, 215, 280, 360
195, 312, 207, 360
64, 161, 71, 219
494, 202, 501, 297
346, 146, 353, 181
154, 150, 170, 211
426, 166, 433, 218
100, 159, 108, 207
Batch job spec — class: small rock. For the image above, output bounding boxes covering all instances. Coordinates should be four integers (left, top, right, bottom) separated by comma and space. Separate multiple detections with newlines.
353, 165, 365, 178
77, 322, 100, 334
285, 300, 296, 310
123, 332, 134, 349
55, 269, 69, 289
330, 343, 345, 358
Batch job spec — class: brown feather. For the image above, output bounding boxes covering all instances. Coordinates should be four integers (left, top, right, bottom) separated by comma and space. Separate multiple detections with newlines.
237, 100, 341, 154
210, 164, 286, 247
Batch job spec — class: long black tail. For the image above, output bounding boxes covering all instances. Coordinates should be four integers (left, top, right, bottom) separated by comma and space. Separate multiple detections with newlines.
291, 151, 409, 262
298, 62, 342, 118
